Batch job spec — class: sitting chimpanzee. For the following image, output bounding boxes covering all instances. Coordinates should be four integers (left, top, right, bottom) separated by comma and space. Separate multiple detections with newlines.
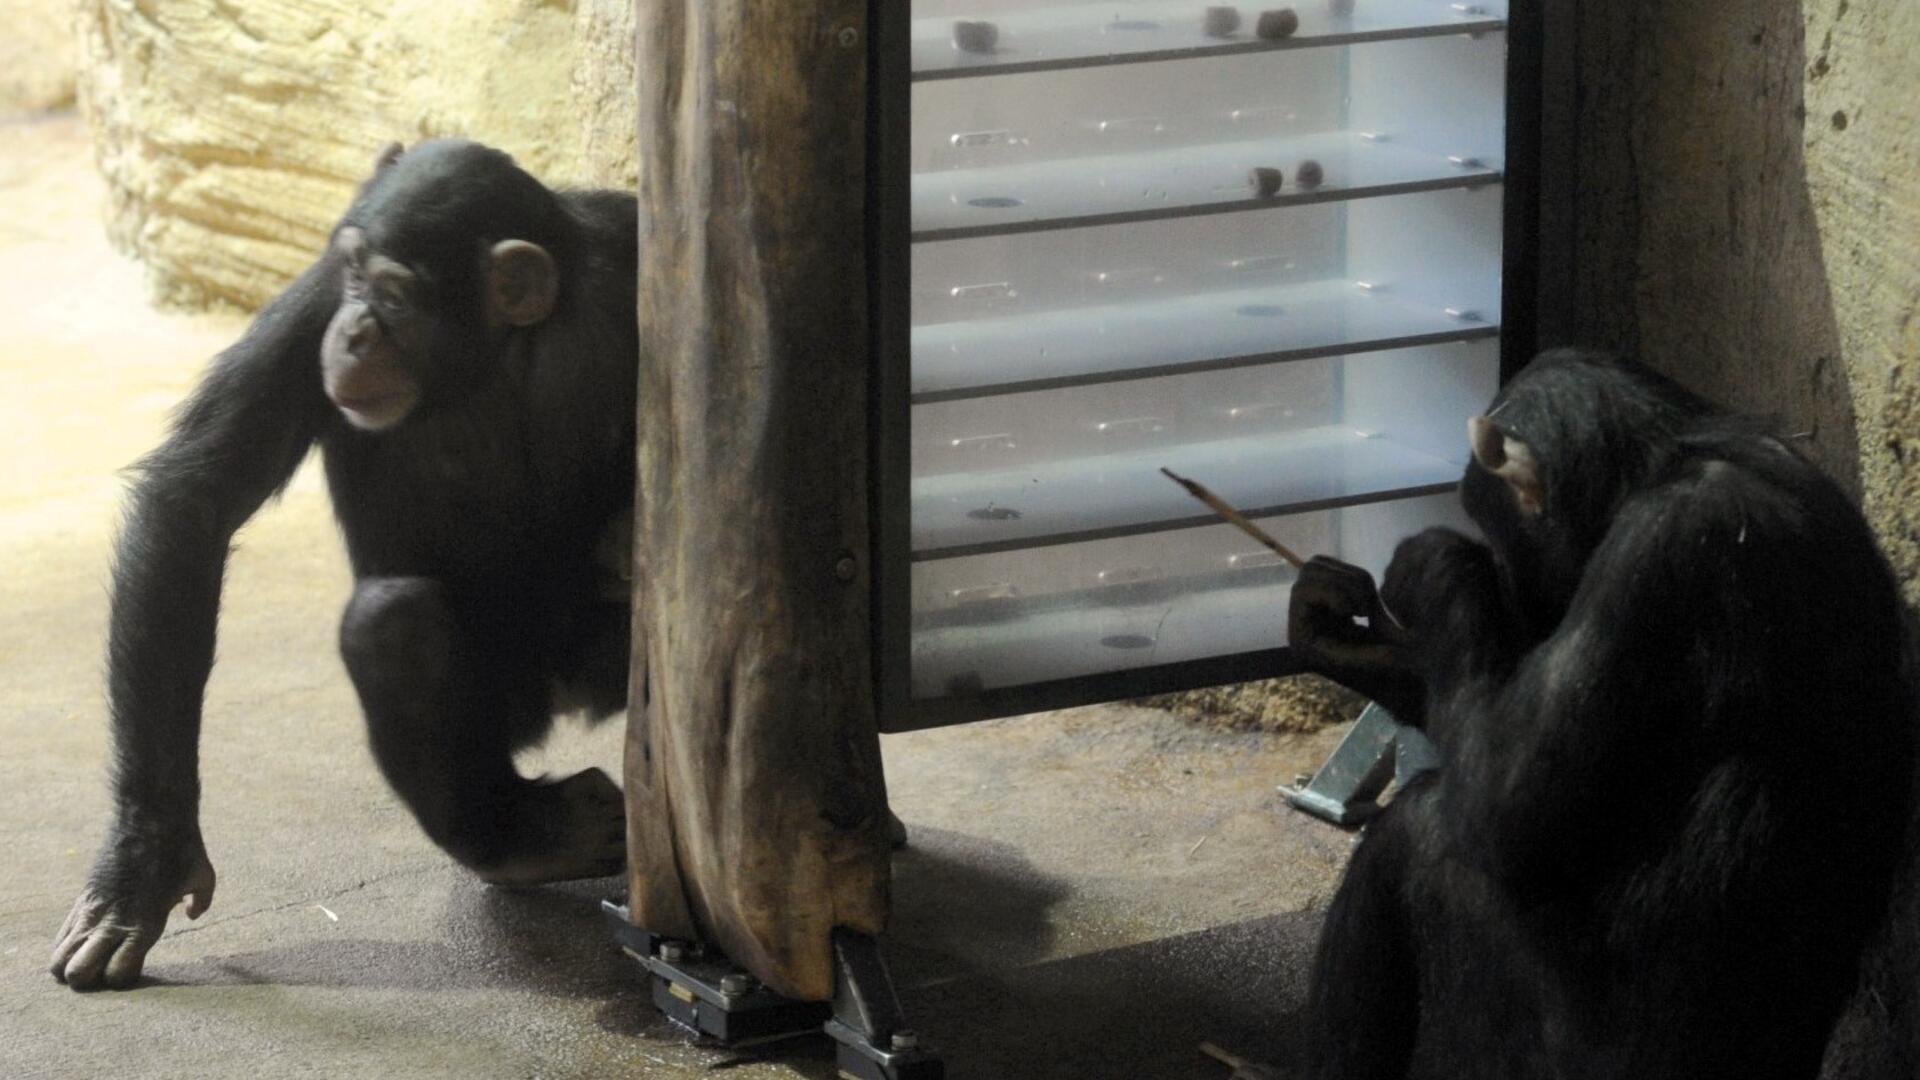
1287, 349, 1914, 1079
51, 140, 639, 990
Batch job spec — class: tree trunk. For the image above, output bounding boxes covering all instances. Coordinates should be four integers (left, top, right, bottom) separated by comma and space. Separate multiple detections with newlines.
625, 0, 889, 1002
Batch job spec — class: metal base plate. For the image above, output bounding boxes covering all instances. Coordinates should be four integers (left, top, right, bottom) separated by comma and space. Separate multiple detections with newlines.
1283, 702, 1438, 828
825, 1019, 947, 1080
602, 899, 829, 1047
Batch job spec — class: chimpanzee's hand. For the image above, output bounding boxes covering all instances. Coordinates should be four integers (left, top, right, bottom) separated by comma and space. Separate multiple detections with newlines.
1289, 556, 1412, 676
1381, 528, 1501, 638
1290, 556, 1426, 721
51, 823, 216, 989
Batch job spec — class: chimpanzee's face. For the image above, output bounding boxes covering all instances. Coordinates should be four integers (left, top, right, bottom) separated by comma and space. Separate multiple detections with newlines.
320, 226, 429, 431
315, 142, 564, 434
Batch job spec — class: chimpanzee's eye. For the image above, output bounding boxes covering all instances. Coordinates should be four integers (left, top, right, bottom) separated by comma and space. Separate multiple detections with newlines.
373, 282, 410, 319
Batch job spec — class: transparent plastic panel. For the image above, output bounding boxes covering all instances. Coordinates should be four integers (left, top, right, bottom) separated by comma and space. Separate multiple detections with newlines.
911, 187, 1503, 400
912, 33, 1506, 241
910, 492, 1472, 699
910, 1, 1509, 81
910, 338, 1496, 558
902, 4, 1508, 703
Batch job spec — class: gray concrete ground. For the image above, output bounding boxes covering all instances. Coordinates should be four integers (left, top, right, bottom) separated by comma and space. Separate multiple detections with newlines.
0, 113, 1351, 1079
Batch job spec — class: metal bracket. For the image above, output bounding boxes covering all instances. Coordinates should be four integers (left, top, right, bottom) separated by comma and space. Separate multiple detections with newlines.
825, 929, 946, 1080
600, 899, 830, 1046
1282, 702, 1439, 827
602, 903, 945, 1076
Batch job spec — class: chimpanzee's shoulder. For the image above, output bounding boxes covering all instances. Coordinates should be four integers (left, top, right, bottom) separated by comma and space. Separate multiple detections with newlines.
1623, 425, 1867, 558
559, 188, 638, 234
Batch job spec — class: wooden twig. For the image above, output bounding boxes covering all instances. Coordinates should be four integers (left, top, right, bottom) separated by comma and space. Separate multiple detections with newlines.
1200, 1041, 1246, 1068
1160, 467, 1307, 570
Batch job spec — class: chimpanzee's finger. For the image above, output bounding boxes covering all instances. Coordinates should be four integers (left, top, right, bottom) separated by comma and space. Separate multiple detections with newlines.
60, 928, 125, 990
102, 926, 160, 988
49, 899, 101, 981
184, 869, 216, 920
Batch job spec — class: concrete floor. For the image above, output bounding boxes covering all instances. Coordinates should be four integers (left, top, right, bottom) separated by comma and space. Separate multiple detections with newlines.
0, 112, 1353, 1079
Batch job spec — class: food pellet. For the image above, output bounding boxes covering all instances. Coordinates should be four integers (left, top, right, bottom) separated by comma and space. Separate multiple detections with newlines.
952, 20, 999, 53
1256, 8, 1300, 39
1204, 6, 1242, 37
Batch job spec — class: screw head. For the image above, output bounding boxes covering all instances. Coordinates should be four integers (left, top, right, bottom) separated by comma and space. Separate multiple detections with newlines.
838, 25, 859, 47
720, 973, 755, 994
834, 554, 858, 581
890, 1030, 920, 1052
658, 941, 686, 963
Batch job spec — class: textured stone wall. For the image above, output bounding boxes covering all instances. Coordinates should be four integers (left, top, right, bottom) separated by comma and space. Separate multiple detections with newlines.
0, 0, 78, 115
77, 0, 636, 312
1556, 0, 1920, 601
1802, 0, 1920, 604
1550, 0, 1861, 496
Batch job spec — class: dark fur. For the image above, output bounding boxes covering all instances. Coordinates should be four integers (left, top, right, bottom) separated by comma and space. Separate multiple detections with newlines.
54, 141, 637, 989
1295, 349, 1914, 1079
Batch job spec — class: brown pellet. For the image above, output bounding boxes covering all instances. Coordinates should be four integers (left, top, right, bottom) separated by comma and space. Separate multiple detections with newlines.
1256, 8, 1300, 39
1249, 166, 1284, 198
1295, 159, 1324, 187
1204, 6, 1242, 37
952, 20, 999, 54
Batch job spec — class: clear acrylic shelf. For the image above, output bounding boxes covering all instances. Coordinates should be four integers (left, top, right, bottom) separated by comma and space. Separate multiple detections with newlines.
906, 492, 1464, 696
911, 277, 1499, 403
911, 422, 1463, 558
911, 566, 1296, 695
912, 0, 1508, 81
913, 130, 1502, 241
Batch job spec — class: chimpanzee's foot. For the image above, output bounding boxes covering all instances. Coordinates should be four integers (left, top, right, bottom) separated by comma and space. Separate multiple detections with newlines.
475, 768, 626, 886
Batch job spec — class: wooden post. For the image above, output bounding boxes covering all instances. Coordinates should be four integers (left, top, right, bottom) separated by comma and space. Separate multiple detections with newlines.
626, 0, 890, 1001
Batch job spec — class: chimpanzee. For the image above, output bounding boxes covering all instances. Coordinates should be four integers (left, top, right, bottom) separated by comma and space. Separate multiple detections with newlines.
50, 140, 640, 990
1287, 349, 1914, 1078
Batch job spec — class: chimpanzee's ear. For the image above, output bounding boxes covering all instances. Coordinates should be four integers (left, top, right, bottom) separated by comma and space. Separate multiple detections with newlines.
487, 240, 559, 328
1469, 415, 1543, 517
372, 142, 406, 173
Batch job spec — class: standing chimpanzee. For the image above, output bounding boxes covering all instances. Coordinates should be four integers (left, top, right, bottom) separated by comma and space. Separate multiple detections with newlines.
50, 140, 640, 990
1287, 349, 1914, 1078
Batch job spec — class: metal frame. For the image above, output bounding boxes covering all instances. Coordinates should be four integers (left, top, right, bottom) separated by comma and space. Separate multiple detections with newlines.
874, 2, 1552, 733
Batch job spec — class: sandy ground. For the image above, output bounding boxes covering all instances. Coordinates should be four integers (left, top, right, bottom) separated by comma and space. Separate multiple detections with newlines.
0, 111, 1353, 1079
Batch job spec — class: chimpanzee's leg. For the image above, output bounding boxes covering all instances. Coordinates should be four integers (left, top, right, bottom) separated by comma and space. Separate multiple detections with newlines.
1305, 795, 1422, 1080
340, 576, 625, 884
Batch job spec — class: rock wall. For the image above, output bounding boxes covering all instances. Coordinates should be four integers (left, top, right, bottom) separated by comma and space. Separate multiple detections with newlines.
78, 0, 636, 311
1549, 0, 1860, 496
1803, 0, 1920, 604
0, 0, 78, 115
1556, 0, 1920, 601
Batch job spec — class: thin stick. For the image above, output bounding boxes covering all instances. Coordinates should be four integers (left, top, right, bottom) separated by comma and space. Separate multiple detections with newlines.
1199, 1042, 1246, 1069
1160, 467, 1306, 570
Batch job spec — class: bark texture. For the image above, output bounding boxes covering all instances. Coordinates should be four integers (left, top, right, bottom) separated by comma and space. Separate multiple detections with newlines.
627, 0, 889, 1001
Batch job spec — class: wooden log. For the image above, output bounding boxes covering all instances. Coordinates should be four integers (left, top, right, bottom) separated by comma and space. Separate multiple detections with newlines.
625, 0, 891, 1001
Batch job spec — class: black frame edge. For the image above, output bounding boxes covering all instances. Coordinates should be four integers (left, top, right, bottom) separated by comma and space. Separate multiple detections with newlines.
872, 0, 916, 734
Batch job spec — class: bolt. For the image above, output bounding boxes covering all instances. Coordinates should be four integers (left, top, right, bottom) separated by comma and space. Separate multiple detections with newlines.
838, 25, 859, 47
890, 1030, 920, 1052
1294, 773, 1313, 788
720, 973, 755, 995
659, 941, 686, 963
834, 554, 858, 581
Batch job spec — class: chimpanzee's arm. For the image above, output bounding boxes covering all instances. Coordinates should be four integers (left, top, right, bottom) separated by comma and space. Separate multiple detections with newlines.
1418, 485, 1741, 892
51, 259, 337, 989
